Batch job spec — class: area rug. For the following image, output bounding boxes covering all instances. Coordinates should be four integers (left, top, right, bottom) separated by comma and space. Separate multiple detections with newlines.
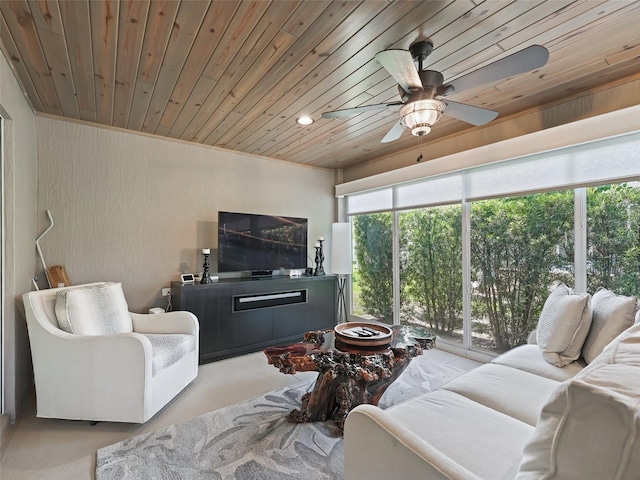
96, 355, 467, 480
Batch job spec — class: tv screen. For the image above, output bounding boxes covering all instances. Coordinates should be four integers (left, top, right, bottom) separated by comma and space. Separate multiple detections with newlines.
218, 211, 308, 273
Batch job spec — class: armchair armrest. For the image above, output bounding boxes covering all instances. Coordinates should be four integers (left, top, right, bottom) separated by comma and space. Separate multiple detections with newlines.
527, 329, 537, 344
130, 311, 198, 335
29, 328, 154, 421
345, 405, 482, 480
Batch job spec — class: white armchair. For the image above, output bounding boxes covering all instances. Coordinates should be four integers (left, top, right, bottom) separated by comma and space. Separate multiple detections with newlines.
22, 282, 199, 423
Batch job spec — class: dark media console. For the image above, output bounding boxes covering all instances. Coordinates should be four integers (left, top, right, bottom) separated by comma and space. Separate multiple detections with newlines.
171, 275, 337, 364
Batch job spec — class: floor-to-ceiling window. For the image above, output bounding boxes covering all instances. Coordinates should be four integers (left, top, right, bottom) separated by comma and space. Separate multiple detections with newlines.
351, 212, 393, 325
345, 131, 640, 358
399, 204, 463, 345
470, 191, 574, 353
586, 182, 640, 296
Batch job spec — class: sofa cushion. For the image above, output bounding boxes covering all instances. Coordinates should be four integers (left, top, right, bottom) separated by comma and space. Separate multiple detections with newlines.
387, 389, 534, 480
492, 344, 584, 382
142, 334, 196, 375
582, 287, 638, 364
54, 282, 133, 336
536, 283, 591, 367
442, 363, 559, 426
516, 322, 640, 480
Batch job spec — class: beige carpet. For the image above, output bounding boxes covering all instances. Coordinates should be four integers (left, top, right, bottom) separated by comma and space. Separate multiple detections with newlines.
96, 354, 468, 479
0, 349, 479, 480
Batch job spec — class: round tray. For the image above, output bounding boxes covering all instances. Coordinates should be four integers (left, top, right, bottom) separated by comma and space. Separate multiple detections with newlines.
334, 322, 393, 347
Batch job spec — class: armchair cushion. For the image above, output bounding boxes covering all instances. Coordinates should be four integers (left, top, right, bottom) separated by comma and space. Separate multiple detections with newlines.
142, 334, 197, 375
582, 287, 638, 364
536, 283, 591, 367
55, 282, 133, 335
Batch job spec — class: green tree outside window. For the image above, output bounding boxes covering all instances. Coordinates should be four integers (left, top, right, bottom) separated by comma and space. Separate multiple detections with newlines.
351, 183, 640, 353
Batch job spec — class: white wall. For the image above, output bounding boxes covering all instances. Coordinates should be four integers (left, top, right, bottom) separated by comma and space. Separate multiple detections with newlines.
0, 50, 38, 445
36, 116, 335, 311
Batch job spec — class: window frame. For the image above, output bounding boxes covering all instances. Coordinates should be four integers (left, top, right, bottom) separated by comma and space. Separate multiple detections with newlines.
345, 131, 640, 358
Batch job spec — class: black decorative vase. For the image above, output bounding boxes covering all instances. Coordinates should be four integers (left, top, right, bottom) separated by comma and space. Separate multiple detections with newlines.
200, 253, 213, 284
313, 239, 325, 276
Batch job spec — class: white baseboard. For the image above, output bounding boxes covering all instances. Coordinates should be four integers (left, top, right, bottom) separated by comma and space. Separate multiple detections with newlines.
435, 341, 496, 364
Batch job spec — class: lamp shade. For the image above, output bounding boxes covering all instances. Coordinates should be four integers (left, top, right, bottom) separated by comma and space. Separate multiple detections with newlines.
331, 222, 353, 274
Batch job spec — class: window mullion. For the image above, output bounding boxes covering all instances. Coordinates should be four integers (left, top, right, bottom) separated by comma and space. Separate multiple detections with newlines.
574, 188, 587, 293
392, 209, 400, 325
462, 175, 471, 349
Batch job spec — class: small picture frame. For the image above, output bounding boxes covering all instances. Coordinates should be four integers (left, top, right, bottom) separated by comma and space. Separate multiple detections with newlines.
180, 273, 195, 284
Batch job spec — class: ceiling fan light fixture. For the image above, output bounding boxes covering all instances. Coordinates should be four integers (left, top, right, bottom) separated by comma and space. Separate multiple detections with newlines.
399, 99, 445, 136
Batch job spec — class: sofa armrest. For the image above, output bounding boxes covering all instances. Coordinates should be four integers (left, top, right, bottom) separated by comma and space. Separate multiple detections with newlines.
344, 405, 482, 480
131, 311, 198, 335
527, 329, 537, 344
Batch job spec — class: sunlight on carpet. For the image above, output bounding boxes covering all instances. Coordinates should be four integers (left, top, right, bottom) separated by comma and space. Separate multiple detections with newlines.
96, 355, 467, 480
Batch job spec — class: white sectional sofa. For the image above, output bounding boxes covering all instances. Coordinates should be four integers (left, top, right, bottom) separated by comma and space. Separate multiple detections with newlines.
344, 286, 640, 479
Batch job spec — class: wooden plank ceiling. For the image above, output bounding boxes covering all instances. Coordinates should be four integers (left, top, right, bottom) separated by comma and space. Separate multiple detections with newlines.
2, 0, 640, 170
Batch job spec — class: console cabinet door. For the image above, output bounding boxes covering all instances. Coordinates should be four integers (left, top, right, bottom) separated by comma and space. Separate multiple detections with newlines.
177, 287, 233, 357
233, 310, 273, 347
272, 302, 308, 339
306, 278, 337, 331
172, 276, 336, 363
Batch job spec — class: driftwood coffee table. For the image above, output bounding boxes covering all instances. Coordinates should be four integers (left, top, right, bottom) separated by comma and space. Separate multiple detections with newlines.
263, 324, 435, 434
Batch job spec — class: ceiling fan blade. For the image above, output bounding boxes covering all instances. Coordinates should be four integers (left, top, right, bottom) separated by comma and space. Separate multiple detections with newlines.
443, 100, 499, 126
322, 102, 402, 119
381, 120, 404, 143
375, 49, 422, 93
444, 45, 549, 95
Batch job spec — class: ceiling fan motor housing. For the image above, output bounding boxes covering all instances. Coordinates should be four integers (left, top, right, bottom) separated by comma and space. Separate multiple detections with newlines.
409, 40, 434, 66
418, 70, 444, 94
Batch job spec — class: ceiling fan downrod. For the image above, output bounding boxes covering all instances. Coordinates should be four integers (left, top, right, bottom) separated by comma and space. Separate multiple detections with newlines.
409, 41, 434, 72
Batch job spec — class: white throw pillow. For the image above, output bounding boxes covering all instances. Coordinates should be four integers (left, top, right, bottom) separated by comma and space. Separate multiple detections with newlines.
536, 283, 591, 367
516, 322, 640, 480
581, 287, 638, 364
55, 282, 133, 335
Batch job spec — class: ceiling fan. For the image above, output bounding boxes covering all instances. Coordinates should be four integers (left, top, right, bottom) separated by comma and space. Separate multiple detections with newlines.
322, 41, 549, 143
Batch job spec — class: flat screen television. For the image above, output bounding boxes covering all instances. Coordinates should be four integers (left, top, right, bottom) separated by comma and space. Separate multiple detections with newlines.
218, 211, 308, 273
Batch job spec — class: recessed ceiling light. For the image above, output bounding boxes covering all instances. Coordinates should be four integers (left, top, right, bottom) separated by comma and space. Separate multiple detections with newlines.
296, 116, 314, 125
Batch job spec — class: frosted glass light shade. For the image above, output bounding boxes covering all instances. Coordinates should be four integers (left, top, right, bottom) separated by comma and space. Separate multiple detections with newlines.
331, 223, 353, 274
399, 99, 445, 136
